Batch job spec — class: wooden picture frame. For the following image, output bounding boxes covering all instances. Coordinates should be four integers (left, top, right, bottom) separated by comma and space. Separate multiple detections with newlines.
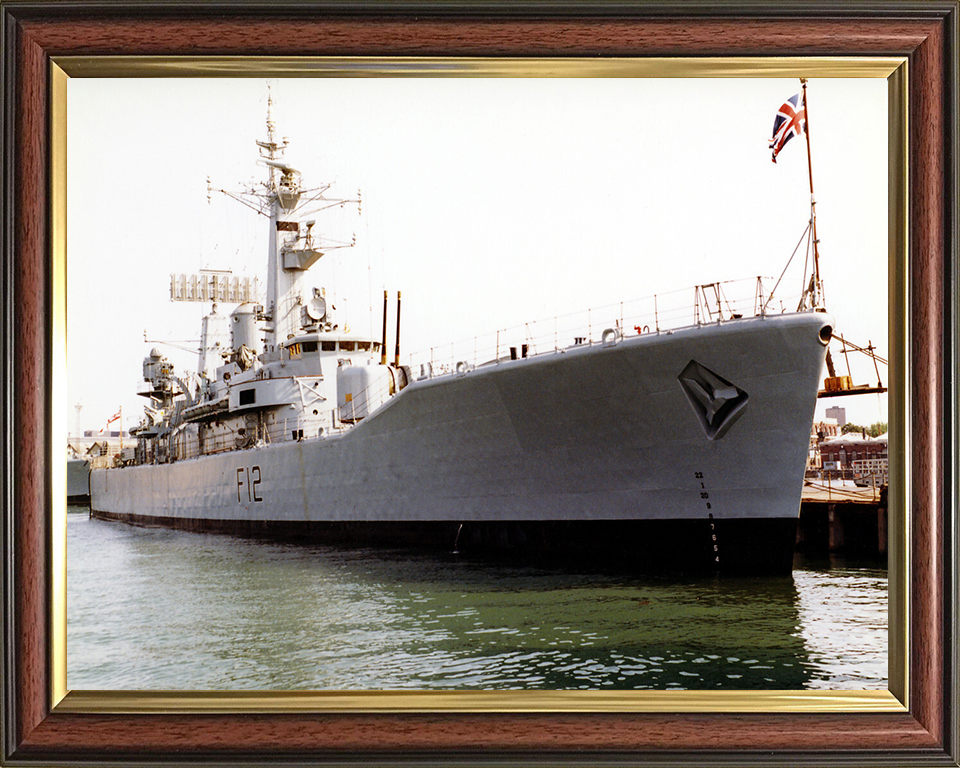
2, 2, 957, 765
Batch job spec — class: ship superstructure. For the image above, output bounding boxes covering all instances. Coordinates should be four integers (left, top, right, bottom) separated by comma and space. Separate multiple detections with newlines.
128, 94, 404, 467
91, 95, 834, 575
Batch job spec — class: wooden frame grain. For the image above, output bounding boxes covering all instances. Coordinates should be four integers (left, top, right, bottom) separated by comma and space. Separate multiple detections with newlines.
2, 2, 957, 765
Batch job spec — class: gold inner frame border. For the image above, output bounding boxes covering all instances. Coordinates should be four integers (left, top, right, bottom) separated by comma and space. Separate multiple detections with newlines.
49, 55, 909, 716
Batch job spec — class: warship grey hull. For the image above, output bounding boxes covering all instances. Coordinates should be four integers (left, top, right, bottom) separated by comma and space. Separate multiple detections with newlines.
92, 312, 830, 574
88, 513, 800, 573
68, 458, 90, 502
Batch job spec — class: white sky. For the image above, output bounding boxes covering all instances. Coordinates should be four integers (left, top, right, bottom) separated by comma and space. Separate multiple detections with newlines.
66, 76, 889, 436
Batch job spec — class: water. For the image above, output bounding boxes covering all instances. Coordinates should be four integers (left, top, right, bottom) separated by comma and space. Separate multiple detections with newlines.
66, 507, 887, 691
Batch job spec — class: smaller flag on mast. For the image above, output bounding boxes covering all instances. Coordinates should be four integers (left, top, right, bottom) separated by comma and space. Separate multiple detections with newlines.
769, 92, 806, 163
99, 408, 122, 435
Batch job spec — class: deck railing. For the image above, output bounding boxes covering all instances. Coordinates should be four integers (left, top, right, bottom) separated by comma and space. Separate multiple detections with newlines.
406, 277, 805, 376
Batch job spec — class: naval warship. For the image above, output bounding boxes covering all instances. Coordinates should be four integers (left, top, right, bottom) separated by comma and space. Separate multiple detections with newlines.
90, 95, 833, 574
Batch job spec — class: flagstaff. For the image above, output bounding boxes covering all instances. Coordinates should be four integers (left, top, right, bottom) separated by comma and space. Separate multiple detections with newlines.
769, 79, 837, 378
800, 78, 824, 309
769, 79, 824, 311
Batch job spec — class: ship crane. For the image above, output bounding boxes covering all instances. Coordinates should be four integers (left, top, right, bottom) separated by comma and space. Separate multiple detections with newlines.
817, 334, 888, 398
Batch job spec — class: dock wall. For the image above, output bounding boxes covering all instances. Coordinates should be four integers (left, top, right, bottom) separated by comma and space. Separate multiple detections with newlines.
797, 486, 887, 557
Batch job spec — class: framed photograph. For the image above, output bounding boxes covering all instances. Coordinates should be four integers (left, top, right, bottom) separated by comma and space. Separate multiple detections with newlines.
63, 72, 893, 697
2, 3, 957, 766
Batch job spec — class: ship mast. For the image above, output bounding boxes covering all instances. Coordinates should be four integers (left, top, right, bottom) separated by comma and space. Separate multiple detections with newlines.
258, 89, 307, 350
207, 90, 360, 351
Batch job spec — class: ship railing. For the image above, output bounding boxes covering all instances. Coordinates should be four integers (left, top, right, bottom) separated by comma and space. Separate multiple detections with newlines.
406, 277, 806, 376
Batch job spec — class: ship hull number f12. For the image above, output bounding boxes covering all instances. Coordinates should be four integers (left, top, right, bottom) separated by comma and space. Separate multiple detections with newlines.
237, 466, 263, 503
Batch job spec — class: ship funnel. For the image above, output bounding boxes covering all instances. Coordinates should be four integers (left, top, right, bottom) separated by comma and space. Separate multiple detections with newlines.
381, 290, 388, 365
394, 291, 402, 367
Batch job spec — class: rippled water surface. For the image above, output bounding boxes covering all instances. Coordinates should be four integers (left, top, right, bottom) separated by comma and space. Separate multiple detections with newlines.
67, 508, 887, 690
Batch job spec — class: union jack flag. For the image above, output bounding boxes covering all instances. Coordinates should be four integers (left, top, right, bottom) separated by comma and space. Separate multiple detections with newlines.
769, 92, 806, 163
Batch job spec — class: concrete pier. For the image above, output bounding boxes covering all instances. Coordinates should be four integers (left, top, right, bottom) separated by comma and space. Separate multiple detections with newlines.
798, 481, 887, 557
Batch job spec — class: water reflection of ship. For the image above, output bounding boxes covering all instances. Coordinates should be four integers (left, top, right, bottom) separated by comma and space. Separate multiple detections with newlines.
377, 563, 817, 690
113, 530, 818, 690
